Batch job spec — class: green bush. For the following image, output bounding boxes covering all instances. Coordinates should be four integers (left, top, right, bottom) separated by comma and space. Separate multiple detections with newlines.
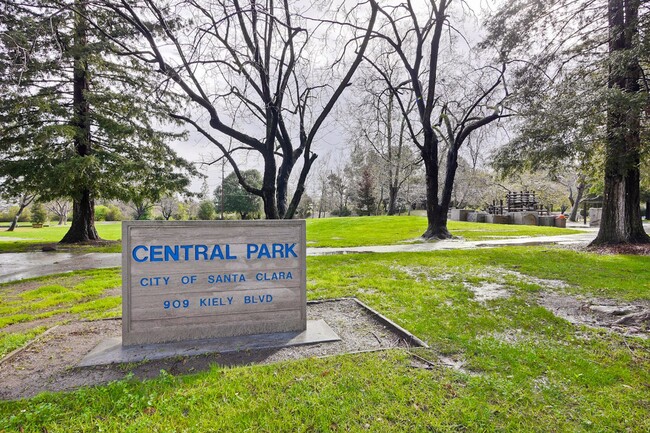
0, 208, 14, 222
173, 203, 189, 221
94, 205, 109, 221
197, 201, 216, 220
331, 206, 352, 217
105, 205, 123, 221
0, 206, 32, 223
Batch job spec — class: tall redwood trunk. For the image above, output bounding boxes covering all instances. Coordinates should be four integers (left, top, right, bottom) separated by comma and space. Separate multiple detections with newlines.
592, 0, 649, 245
61, 189, 98, 243
60, 0, 100, 243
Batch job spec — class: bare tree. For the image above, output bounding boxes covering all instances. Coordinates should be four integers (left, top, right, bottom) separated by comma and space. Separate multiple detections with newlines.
93, 0, 378, 219
159, 195, 177, 221
348, 72, 421, 215
46, 200, 71, 225
364, 1, 511, 239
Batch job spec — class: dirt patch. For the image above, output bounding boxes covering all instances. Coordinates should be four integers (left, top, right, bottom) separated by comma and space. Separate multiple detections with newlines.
484, 329, 529, 345
0, 299, 423, 401
538, 291, 650, 337
464, 282, 510, 302
1, 314, 74, 335
586, 244, 650, 256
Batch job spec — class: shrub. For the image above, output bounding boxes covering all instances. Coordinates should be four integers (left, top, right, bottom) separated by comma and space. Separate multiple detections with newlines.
197, 201, 216, 220
94, 205, 109, 221
331, 206, 352, 217
105, 205, 123, 221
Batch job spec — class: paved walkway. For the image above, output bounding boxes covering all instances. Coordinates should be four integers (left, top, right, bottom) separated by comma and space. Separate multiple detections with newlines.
0, 226, 601, 284
0, 253, 121, 284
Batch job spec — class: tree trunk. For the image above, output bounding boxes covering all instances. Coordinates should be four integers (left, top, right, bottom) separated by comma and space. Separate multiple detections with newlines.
422, 204, 451, 238
592, 0, 649, 245
7, 194, 35, 232
8, 211, 24, 232
61, 189, 99, 243
275, 158, 293, 218
421, 139, 452, 239
7, 215, 19, 232
568, 182, 586, 222
593, 167, 648, 243
60, 0, 100, 243
646, 201, 650, 220
387, 186, 398, 216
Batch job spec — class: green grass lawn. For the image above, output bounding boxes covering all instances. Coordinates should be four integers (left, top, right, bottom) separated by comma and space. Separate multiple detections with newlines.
0, 269, 121, 358
306, 216, 584, 247
1, 246, 648, 432
0, 222, 121, 253
0, 216, 584, 253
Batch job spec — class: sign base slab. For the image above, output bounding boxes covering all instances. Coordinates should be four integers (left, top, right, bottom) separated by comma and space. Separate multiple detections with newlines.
79, 319, 339, 367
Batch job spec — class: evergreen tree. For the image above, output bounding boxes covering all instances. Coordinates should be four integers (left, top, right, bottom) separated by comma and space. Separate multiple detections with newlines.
215, 170, 262, 220
484, 0, 650, 245
356, 167, 377, 216
30, 201, 48, 225
0, 0, 197, 242
197, 201, 216, 221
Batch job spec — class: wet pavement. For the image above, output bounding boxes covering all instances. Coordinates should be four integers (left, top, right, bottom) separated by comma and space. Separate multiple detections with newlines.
0, 252, 121, 284
0, 228, 601, 284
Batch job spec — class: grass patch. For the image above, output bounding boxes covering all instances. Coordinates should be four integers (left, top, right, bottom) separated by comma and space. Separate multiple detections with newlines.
0, 217, 584, 253
0, 268, 122, 363
0, 246, 649, 431
306, 216, 583, 247
0, 222, 121, 253
0, 326, 48, 359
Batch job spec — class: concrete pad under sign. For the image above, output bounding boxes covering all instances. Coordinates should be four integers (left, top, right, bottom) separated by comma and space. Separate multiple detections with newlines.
79, 319, 339, 367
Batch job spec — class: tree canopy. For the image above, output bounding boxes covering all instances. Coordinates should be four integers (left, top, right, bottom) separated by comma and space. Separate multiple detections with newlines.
91, 0, 379, 220
484, 0, 650, 244
215, 170, 262, 220
0, 0, 198, 241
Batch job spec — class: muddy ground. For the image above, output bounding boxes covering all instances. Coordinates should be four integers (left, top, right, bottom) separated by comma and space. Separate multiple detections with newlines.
538, 291, 650, 338
0, 299, 422, 401
2, 285, 648, 401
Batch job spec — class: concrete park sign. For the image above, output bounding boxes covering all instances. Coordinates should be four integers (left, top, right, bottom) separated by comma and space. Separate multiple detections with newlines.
122, 220, 306, 346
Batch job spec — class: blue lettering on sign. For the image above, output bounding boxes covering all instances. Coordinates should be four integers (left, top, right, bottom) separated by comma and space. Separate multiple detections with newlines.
131, 242, 296, 262
255, 272, 293, 281
150, 245, 163, 262
244, 295, 273, 304
246, 243, 298, 260
198, 296, 233, 307
164, 245, 179, 261
132, 245, 148, 262
180, 245, 192, 261
140, 276, 170, 287
195, 244, 209, 261
207, 274, 246, 284
163, 299, 189, 309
